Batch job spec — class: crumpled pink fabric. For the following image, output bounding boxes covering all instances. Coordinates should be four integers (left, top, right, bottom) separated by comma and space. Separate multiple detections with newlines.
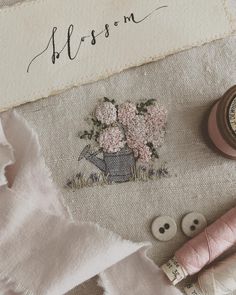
0, 111, 182, 295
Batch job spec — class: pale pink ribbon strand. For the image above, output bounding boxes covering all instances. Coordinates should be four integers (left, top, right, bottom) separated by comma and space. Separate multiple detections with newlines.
175, 207, 236, 275
0, 111, 183, 295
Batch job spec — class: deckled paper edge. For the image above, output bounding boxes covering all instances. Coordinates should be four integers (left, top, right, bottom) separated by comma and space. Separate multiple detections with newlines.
0, 0, 235, 112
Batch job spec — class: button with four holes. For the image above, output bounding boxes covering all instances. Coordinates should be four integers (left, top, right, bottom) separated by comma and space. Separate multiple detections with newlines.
181, 212, 207, 238
151, 216, 177, 241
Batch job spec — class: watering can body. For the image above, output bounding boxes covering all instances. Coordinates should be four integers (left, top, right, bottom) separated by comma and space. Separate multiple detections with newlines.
81, 145, 135, 183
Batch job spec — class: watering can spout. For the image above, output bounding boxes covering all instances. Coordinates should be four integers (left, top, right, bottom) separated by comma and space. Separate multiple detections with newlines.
78, 145, 106, 172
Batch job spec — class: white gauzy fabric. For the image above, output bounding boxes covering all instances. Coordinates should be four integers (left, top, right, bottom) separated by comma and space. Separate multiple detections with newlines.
0, 111, 182, 295
1, 1, 236, 295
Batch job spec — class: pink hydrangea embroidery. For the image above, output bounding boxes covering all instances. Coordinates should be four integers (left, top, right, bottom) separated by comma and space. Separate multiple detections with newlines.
138, 144, 152, 163
118, 102, 137, 126
126, 140, 152, 163
80, 98, 167, 163
126, 135, 143, 158
145, 104, 167, 148
126, 115, 147, 144
98, 126, 125, 153
95, 102, 117, 125
126, 115, 151, 163
146, 105, 167, 128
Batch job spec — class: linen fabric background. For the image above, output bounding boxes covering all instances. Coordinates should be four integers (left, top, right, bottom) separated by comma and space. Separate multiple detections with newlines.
1, 0, 236, 294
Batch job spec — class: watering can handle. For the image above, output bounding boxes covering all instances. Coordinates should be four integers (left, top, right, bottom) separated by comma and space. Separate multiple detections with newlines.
91, 150, 102, 156
78, 145, 91, 161
78, 145, 102, 161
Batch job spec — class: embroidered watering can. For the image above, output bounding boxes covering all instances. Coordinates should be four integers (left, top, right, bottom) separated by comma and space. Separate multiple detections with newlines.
78, 145, 135, 183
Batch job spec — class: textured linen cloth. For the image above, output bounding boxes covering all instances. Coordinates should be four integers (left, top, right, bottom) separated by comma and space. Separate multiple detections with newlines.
19, 36, 236, 295
0, 111, 182, 295
1, 0, 236, 294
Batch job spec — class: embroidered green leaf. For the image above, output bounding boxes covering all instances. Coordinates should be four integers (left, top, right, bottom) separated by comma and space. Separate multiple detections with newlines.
145, 99, 156, 106
79, 129, 95, 140
91, 118, 102, 126
103, 97, 116, 104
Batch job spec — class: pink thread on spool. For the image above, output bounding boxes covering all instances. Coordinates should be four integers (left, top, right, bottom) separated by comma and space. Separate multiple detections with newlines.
162, 207, 236, 285
208, 86, 236, 159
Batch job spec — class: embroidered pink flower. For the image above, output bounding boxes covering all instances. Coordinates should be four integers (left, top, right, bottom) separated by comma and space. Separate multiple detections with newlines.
99, 126, 125, 153
138, 144, 152, 163
126, 135, 142, 158
145, 104, 167, 148
126, 115, 147, 145
95, 102, 117, 125
118, 102, 137, 126
126, 115, 152, 162
126, 138, 152, 163
146, 104, 167, 128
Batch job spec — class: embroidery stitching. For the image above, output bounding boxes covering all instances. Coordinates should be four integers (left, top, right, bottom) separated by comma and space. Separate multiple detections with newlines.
66, 97, 169, 190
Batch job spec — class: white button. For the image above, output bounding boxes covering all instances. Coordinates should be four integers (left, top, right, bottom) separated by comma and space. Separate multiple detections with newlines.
151, 216, 177, 241
181, 212, 207, 238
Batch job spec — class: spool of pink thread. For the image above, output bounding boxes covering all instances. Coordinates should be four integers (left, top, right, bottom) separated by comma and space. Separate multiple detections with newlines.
161, 207, 236, 285
208, 86, 236, 160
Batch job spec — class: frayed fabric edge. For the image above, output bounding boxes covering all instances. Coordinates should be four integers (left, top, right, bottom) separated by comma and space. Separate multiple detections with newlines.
0, 110, 71, 218
0, 110, 73, 294
98, 273, 115, 295
0, 115, 15, 188
98, 246, 152, 295
13, 110, 71, 219
0, 111, 153, 295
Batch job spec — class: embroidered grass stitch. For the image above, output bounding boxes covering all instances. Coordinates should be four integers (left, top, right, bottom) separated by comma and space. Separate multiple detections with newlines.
66, 97, 169, 190
66, 164, 169, 191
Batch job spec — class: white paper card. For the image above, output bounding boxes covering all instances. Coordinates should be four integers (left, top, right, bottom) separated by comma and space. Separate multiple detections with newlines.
0, 0, 233, 111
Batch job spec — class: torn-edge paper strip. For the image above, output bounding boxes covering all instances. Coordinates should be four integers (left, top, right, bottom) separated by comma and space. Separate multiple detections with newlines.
0, 111, 183, 295
0, 0, 234, 111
